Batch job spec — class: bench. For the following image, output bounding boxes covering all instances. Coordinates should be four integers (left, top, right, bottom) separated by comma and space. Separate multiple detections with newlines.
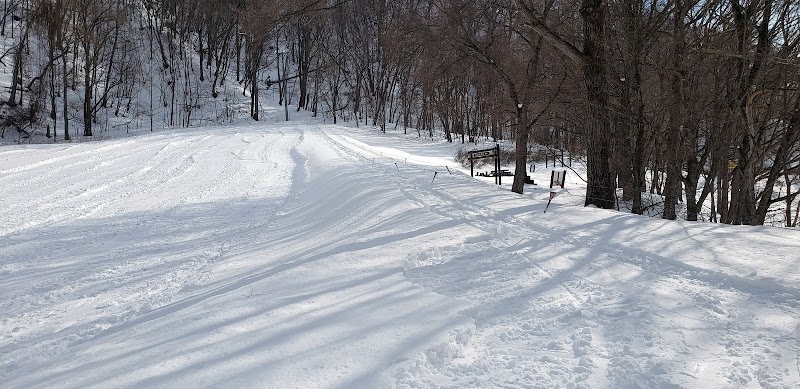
484, 170, 513, 177
477, 170, 533, 182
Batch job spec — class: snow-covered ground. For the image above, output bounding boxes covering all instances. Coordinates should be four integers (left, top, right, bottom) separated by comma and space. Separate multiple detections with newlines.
2, 115, 799, 388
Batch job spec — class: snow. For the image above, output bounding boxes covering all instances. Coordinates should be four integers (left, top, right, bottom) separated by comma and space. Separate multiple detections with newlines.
2, 115, 800, 388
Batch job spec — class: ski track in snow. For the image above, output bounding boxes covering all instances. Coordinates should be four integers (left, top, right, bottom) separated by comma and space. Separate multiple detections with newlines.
1, 121, 799, 388
1, 126, 297, 384
320, 128, 800, 388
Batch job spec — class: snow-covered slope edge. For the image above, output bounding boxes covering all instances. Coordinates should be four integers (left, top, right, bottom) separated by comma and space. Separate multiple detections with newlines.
326, 126, 800, 388
1, 122, 799, 388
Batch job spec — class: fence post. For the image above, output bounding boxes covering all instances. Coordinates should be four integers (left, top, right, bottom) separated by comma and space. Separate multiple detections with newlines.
470, 157, 474, 177
495, 144, 501, 185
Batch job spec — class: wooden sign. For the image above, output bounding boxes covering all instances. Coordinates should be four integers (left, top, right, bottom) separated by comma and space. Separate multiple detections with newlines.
469, 145, 502, 185
469, 148, 497, 159
550, 170, 566, 189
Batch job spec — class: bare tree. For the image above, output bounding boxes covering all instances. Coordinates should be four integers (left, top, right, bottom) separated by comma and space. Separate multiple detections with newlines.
516, 0, 615, 208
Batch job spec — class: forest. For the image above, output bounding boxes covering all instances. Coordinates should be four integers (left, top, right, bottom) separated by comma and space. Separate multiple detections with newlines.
1, 0, 799, 226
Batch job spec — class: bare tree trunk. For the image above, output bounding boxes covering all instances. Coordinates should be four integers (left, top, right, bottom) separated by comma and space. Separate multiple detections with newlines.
581, 0, 614, 209
247, 36, 262, 121
83, 38, 93, 137
198, 25, 204, 82
101, 24, 119, 109
663, 0, 688, 220
48, 24, 56, 138
719, 160, 730, 223
236, 28, 242, 82
297, 19, 311, 111
511, 106, 529, 194
788, 173, 796, 227
7, 26, 28, 107
631, 61, 646, 214
726, 0, 773, 225
63, 45, 69, 141
683, 150, 706, 221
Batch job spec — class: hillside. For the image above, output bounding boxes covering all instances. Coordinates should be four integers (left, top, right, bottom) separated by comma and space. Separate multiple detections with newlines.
1, 111, 799, 388
1, 0, 798, 229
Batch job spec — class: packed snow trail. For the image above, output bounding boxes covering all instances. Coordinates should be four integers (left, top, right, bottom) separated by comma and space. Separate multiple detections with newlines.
1, 124, 477, 388
326, 129, 800, 388
1, 122, 799, 388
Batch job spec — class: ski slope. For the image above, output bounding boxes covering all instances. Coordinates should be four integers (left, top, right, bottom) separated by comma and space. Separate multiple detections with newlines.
1, 121, 799, 388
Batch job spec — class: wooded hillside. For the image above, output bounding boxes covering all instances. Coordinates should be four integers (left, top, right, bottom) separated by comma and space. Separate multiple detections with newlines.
2, 0, 799, 226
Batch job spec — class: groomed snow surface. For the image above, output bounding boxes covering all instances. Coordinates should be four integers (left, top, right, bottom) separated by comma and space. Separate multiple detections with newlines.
2, 118, 799, 388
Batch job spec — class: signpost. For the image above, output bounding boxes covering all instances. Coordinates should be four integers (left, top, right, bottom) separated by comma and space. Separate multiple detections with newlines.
550, 170, 566, 189
545, 170, 567, 213
469, 145, 502, 185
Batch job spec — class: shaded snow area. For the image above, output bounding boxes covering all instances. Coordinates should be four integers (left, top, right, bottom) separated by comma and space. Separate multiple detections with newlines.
2, 121, 799, 388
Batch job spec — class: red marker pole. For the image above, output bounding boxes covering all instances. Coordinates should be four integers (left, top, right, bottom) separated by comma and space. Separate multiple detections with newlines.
544, 191, 557, 213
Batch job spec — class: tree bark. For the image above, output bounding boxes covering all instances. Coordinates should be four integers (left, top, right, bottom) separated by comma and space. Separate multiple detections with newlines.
63, 42, 69, 141
83, 39, 93, 137
663, 0, 688, 220
511, 106, 529, 194
581, 0, 614, 208
7, 26, 28, 107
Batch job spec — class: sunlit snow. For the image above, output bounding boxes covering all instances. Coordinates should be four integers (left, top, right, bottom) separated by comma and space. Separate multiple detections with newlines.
2, 117, 799, 388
